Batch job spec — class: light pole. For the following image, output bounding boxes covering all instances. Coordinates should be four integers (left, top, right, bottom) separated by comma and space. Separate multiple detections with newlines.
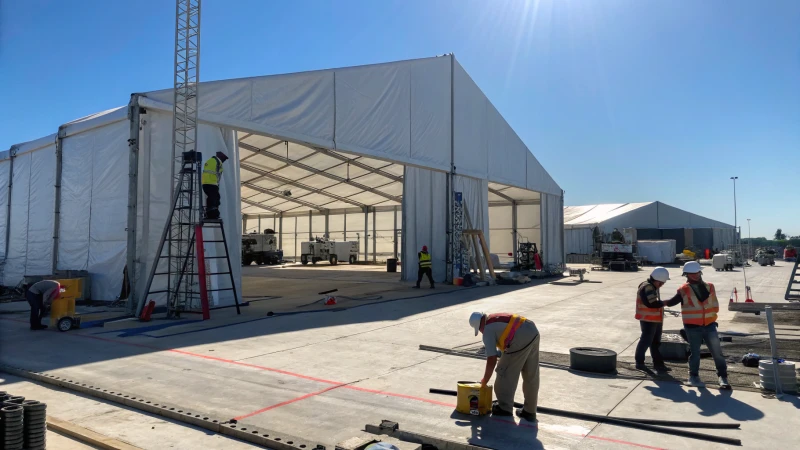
731, 176, 747, 292
747, 218, 751, 259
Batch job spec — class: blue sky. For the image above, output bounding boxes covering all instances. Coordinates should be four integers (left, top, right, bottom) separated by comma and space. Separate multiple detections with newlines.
1, 0, 798, 238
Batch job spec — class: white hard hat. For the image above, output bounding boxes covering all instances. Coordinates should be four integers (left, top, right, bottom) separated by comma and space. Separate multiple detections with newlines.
469, 311, 485, 336
682, 261, 703, 274
650, 267, 670, 283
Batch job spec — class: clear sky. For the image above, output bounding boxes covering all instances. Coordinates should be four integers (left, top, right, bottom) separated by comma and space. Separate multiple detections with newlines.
1, 0, 797, 238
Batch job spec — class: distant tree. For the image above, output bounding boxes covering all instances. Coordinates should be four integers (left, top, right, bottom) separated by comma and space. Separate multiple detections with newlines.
775, 229, 786, 240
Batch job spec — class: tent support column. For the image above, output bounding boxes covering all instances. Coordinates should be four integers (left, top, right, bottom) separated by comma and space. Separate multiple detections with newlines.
52, 130, 65, 273
324, 211, 329, 237
258, 215, 262, 233
278, 213, 283, 250
446, 53, 456, 284
363, 208, 368, 262
372, 208, 376, 262
125, 95, 141, 313
393, 205, 398, 259
512, 201, 518, 267
4, 146, 16, 262
343, 211, 347, 241
308, 211, 312, 240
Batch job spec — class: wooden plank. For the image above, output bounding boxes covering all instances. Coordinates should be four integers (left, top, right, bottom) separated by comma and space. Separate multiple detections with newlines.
47, 417, 144, 450
471, 234, 485, 281
477, 232, 496, 279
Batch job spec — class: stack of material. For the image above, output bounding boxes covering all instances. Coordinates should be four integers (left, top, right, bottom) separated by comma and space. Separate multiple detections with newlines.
1, 403, 25, 450
497, 272, 531, 284
22, 400, 47, 449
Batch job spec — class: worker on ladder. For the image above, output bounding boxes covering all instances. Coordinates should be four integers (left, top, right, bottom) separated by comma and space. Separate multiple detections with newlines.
660, 261, 730, 389
202, 151, 229, 220
414, 245, 434, 289
469, 311, 540, 422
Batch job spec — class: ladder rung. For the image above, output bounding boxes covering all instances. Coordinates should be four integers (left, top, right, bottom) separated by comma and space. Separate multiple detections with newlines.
208, 288, 234, 292
208, 271, 232, 276
147, 290, 169, 294
203, 256, 229, 259
203, 240, 225, 243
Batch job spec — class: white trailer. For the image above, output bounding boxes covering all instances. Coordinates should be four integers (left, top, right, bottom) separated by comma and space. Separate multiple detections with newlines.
300, 238, 359, 265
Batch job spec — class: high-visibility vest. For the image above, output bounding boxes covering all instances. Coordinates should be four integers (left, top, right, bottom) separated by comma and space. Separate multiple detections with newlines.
419, 252, 432, 268
202, 156, 223, 185
679, 282, 719, 326
635, 280, 663, 323
485, 313, 527, 352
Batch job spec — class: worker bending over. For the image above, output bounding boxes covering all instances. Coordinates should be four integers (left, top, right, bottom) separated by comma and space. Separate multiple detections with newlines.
414, 245, 434, 289
469, 311, 540, 422
661, 261, 730, 389
26, 280, 61, 330
634, 267, 673, 372
202, 151, 229, 220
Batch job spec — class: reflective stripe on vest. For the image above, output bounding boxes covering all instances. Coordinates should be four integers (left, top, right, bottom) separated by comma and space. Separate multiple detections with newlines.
679, 282, 719, 326
202, 156, 223, 185
635, 280, 663, 323
486, 313, 527, 351
419, 252, 432, 268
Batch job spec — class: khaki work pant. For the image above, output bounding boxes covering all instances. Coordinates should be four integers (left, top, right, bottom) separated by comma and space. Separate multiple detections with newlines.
494, 323, 540, 413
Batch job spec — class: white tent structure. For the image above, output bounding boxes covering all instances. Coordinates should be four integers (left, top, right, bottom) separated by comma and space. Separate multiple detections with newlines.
564, 202, 736, 255
1, 55, 564, 311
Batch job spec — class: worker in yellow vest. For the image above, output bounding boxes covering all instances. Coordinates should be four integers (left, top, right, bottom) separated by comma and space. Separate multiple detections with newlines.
661, 261, 729, 389
634, 267, 679, 372
201, 151, 228, 219
413, 245, 434, 289
469, 311, 540, 422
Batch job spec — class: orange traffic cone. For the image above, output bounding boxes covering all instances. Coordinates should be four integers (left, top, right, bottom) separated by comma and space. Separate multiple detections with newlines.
745, 286, 754, 303
729, 288, 738, 303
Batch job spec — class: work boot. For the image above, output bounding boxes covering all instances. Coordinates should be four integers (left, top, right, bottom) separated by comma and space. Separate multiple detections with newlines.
412, 285, 420, 289
491, 404, 513, 417
516, 408, 537, 422
653, 364, 672, 373
634, 362, 648, 371
685, 375, 705, 387
30, 324, 47, 330
719, 376, 731, 390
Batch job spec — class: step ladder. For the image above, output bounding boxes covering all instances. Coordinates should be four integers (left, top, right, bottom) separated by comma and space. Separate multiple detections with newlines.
786, 257, 800, 301
141, 151, 240, 319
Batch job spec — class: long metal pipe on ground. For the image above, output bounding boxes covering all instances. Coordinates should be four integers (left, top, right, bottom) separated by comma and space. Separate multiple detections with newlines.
428, 389, 742, 446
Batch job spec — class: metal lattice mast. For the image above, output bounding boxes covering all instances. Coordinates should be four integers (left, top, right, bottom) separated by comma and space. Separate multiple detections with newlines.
165, 0, 202, 317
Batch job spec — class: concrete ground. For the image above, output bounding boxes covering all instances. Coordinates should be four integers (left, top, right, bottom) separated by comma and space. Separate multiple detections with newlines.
1, 262, 799, 449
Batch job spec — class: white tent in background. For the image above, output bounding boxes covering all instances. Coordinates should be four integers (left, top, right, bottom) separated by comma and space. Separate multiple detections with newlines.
1, 55, 564, 310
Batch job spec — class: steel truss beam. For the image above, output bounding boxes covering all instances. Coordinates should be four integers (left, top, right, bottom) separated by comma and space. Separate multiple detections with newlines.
239, 142, 401, 203
240, 162, 368, 209
242, 181, 327, 212
241, 198, 281, 213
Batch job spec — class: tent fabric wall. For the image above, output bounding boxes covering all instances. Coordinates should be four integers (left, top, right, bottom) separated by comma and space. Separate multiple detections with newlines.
135, 111, 242, 308
402, 166, 446, 283
58, 120, 129, 300
24, 147, 56, 277
565, 228, 593, 255
453, 174, 489, 246
540, 193, 564, 265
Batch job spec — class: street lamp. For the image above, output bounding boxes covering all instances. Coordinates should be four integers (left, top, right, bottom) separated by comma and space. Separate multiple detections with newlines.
731, 176, 747, 293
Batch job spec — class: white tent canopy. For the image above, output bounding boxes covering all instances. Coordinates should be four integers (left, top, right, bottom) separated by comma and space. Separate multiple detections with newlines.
2, 55, 564, 308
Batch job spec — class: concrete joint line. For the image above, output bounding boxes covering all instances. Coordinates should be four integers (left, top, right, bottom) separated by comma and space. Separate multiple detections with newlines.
0, 364, 326, 450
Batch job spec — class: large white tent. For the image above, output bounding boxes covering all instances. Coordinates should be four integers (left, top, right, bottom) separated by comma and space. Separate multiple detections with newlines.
1, 55, 564, 311
564, 202, 735, 255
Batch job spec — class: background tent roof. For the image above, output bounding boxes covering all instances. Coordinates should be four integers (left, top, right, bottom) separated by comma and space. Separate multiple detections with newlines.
564, 201, 734, 230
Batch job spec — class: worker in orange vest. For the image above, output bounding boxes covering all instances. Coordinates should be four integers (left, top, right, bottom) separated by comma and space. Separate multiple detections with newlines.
469, 311, 540, 422
662, 261, 730, 389
634, 267, 677, 373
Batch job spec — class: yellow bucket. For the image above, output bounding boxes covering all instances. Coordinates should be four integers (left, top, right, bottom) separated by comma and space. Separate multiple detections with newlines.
455, 381, 492, 415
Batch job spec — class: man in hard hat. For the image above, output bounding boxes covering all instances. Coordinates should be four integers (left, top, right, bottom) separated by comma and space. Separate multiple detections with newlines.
202, 151, 229, 220
634, 266, 679, 372
413, 245, 434, 289
25, 280, 61, 330
469, 311, 540, 422
662, 261, 730, 389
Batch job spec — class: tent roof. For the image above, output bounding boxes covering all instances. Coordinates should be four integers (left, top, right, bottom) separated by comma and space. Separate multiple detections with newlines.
564, 203, 652, 227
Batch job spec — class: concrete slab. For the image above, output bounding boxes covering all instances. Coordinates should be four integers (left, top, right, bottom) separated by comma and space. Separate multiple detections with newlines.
0, 374, 261, 449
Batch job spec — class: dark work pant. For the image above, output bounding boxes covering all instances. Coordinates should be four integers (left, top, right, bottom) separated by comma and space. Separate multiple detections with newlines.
635, 320, 664, 366
203, 184, 220, 218
26, 291, 45, 328
416, 267, 434, 287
